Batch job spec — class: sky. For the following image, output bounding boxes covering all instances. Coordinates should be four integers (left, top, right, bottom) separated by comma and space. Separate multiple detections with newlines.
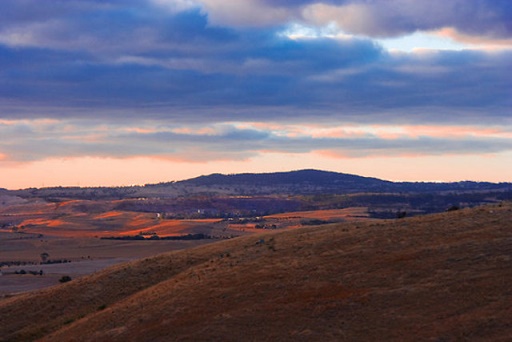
0, 0, 511, 189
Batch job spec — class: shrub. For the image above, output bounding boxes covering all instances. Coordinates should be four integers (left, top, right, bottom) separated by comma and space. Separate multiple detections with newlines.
59, 275, 72, 283
396, 211, 407, 219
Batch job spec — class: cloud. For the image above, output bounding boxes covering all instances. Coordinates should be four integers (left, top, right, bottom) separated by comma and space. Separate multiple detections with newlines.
1, 119, 512, 165
0, 0, 511, 172
195, 0, 512, 42
1, 12, 510, 125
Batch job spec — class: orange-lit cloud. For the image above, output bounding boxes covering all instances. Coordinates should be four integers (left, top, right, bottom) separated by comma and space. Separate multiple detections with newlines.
436, 28, 512, 50
1, 119, 511, 167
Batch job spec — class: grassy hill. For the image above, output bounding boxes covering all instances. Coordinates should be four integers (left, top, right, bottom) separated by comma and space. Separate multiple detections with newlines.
1, 203, 512, 341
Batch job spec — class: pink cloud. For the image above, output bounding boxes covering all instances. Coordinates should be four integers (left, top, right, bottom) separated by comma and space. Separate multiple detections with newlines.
436, 28, 512, 50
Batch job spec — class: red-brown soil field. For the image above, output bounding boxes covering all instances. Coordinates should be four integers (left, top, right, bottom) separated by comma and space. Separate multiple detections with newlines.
1, 203, 512, 341
0, 198, 230, 238
0, 198, 372, 296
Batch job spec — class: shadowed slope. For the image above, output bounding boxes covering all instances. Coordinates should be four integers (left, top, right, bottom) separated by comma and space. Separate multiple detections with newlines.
1, 203, 512, 341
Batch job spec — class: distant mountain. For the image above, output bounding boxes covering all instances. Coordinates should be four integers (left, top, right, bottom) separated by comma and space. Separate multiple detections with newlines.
8, 169, 512, 202
177, 169, 511, 194
180, 169, 391, 190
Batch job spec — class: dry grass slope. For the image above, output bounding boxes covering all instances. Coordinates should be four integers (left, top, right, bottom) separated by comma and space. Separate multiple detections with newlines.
1, 203, 512, 341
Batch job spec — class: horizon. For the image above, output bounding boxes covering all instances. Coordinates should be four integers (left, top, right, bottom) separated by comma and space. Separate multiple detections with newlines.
1, 1, 511, 189
2, 167, 509, 191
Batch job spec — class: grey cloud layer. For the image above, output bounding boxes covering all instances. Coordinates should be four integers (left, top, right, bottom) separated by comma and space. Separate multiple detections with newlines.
320, 0, 512, 39
0, 1, 511, 162
1, 121, 511, 163
200, 0, 512, 39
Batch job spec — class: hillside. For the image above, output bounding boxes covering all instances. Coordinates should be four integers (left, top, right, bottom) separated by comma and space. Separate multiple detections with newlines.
1, 203, 512, 341
171, 169, 512, 195
13, 169, 512, 199
180, 169, 389, 190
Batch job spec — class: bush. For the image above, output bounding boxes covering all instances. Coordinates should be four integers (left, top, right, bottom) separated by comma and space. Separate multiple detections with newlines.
301, 219, 329, 226
396, 211, 407, 219
59, 275, 72, 283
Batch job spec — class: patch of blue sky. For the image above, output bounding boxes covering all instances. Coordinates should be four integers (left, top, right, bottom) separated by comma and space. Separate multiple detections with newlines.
278, 22, 341, 40
378, 31, 471, 52
279, 23, 470, 53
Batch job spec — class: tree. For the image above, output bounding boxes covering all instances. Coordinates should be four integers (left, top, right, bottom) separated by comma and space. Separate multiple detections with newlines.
40, 252, 49, 264
396, 211, 407, 219
59, 275, 72, 283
